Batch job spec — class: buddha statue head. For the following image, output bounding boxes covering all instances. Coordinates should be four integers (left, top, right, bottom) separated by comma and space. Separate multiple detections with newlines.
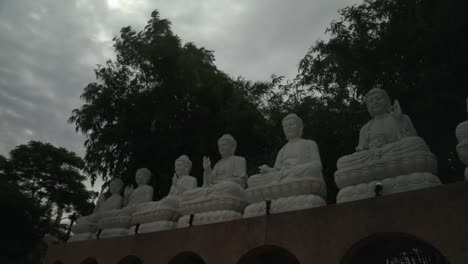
365, 88, 392, 117
218, 134, 237, 158
109, 178, 124, 195
282, 113, 303, 140
135, 168, 152, 186
175, 155, 192, 176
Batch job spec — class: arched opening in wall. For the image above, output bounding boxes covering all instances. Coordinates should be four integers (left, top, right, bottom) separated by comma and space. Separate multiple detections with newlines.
80, 257, 98, 264
168, 252, 205, 264
237, 245, 300, 264
342, 233, 450, 264
117, 255, 142, 264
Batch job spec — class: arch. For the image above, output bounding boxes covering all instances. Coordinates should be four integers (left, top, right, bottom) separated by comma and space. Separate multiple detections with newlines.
117, 255, 142, 264
237, 245, 300, 264
80, 257, 98, 264
168, 251, 206, 264
341, 232, 450, 264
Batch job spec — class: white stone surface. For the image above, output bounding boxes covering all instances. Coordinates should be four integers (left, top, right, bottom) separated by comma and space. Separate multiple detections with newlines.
243, 194, 325, 217
176, 215, 191, 229
334, 88, 440, 200
99, 227, 129, 239
245, 178, 326, 204
456, 121, 468, 165
70, 178, 124, 241
335, 151, 437, 189
192, 210, 242, 225
337, 182, 377, 204
381, 172, 441, 195
128, 221, 175, 234
68, 232, 96, 242
247, 114, 324, 192
179, 135, 247, 215
98, 168, 154, 235
179, 197, 246, 215
271, 194, 326, 213
243, 201, 267, 218
243, 114, 326, 216
455, 99, 468, 180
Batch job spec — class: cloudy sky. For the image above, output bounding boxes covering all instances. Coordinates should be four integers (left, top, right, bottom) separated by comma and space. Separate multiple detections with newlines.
0, 0, 357, 170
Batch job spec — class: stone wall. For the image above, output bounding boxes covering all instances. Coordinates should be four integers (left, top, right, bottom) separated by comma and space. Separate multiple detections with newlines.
45, 182, 468, 264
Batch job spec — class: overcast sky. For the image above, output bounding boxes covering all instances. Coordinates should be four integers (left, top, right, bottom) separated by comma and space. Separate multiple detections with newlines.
0, 0, 357, 174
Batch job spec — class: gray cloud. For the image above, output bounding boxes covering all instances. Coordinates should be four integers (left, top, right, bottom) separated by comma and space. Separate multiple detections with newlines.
0, 0, 356, 176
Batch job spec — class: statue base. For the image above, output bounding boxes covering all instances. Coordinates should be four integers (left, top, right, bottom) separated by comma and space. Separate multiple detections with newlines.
335, 151, 437, 189
71, 222, 98, 235
243, 194, 326, 218
177, 210, 242, 227
179, 197, 246, 215
245, 178, 326, 204
98, 215, 132, 229
68, 232, 96, 242
99, 227, 129, 239
337, 172, 441, 203
128, 221, 175, 234
131, 206, 180, 225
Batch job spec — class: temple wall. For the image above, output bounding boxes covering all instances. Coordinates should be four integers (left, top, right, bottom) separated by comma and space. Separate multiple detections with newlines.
45, 182, 468, 264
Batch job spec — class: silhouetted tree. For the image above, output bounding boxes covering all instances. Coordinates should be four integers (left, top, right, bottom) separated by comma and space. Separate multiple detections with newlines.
70, 11, 277, 198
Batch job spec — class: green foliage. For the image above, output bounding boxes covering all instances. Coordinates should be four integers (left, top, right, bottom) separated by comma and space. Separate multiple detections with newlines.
297, 0, 468, 191
70, 11, 277, 198
4, 141, 95, 241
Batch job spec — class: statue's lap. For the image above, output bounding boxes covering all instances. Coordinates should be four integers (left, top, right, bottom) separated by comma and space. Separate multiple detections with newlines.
247, 163, 322, 188
337, 136, 429, 169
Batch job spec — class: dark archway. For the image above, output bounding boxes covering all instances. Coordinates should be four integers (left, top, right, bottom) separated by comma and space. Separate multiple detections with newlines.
237, 245, 300, 264
342, 233, 450, 264
117, 255, 142, 264
168, 252, 205, 264
80, 257, 98, 264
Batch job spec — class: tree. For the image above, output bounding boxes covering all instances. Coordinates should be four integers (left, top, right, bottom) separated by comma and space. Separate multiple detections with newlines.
70, 10, 277, 198
5, 141, 95, 241
296, 0, 468, 192
0, 179, 45, 264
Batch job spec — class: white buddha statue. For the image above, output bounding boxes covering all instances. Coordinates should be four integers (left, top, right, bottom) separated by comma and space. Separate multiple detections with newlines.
337, 89, 427, 170
247, 113, 323, 187
70, 178, 123, 240
168, 155, 198, 197
97, 168, 154, 237
180, 134, 247, 203
129, 156, 197, 233
79, 178, 124, 222
456, 97, 468, 179
243, 114, 326, 218
335, 88, 439, 203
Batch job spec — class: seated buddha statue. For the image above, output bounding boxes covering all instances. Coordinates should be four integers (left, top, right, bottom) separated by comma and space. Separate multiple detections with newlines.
167, 155, 198, 197
100, 168, 154, 218
247, 113, 324, 188
335, 88, 436, 189
73, 177, 123, 230
141, 155, 197, 210
180, 134, 247, 203
129, 156, 197, 231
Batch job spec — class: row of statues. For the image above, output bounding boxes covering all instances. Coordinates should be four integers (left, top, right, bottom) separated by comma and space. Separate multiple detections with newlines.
71, 88, 455, 241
